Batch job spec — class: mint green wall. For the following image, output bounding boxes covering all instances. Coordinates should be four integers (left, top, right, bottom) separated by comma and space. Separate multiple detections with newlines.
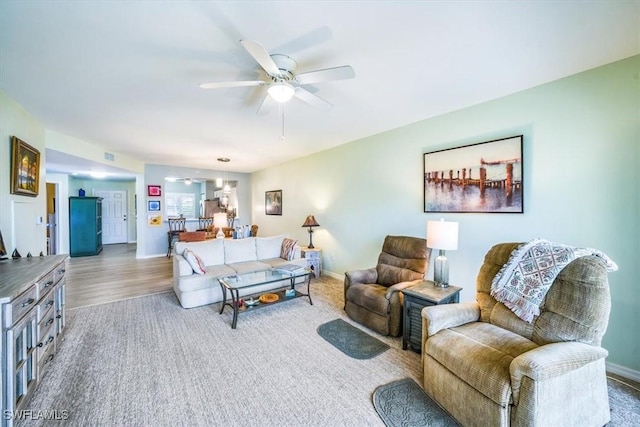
252, 56, 640, 374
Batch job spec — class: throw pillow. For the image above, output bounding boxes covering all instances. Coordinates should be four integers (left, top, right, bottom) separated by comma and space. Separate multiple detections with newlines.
183, 248, 207, 275
280, 238, 298, 261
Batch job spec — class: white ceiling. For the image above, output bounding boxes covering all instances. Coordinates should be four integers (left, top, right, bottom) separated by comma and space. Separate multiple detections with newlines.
1, 1, 638, 178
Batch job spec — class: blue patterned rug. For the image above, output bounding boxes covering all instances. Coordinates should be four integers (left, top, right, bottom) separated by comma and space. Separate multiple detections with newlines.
317, 318, 389, 360
373, 378, 459, 427
374, 376, 639, 426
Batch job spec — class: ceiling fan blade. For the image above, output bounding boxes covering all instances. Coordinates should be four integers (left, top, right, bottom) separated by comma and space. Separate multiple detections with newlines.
199, 80, 265, 89
294, 87, 332, 111
240, 40, 282, 78
256, 92, 275, 115
295, 65, 355, 85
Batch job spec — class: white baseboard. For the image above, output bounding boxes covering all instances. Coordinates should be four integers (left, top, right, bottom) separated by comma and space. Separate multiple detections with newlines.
606, 361, 640, 383
323, 270, 343, 280
138, 253, 168, 259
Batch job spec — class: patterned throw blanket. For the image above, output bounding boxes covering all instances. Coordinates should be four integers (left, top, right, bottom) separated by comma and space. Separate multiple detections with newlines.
491, 239, 618, 323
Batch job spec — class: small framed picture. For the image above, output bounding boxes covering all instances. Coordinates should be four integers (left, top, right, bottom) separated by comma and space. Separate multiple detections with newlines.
147, 185, 162, 197
148, 214, 162, 227
265, 190, 282, 215
148, 200, 161, 212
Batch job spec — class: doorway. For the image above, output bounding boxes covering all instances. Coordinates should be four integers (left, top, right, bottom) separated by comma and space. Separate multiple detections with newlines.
93, 189, 128, 244
46, 182, 57, 255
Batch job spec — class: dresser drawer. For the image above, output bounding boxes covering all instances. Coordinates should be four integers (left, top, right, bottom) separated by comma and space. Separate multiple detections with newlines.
38, 270, 56, 295
37, 321, 56, 362
38, 290, 56, 320
37, 344, 55, 381
10, 285, 38, 325
53, 263, 67, 284
39, 302, 56, 331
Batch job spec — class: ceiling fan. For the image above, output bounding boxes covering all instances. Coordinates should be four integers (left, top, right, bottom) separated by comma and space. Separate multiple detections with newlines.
199, 40, 355, 114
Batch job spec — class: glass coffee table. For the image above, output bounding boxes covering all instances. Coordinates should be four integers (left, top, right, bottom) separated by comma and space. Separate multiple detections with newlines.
218, 269, 313, 329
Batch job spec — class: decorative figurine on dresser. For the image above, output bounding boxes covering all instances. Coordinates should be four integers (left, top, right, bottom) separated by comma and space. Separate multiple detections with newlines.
0, 254, 68, 426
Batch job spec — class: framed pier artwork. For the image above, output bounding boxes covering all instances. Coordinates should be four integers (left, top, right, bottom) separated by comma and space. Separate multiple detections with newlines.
424, 135, 523, 213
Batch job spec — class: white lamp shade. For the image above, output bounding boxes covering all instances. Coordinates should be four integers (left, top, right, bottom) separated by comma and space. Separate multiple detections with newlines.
427, 220, 459, 250
268, 82, 295, 103
213, 213, 228, 228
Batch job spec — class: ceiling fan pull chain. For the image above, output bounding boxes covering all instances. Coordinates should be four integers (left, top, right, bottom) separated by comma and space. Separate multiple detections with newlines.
280, 104, 285, 142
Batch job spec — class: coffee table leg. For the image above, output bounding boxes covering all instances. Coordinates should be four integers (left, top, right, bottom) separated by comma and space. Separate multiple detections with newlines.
230, 289, 240, 329
306, 274, 313, 305
219, 281, 227, 314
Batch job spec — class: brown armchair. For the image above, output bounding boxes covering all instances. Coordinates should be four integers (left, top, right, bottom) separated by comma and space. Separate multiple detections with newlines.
344, 235, 431, 336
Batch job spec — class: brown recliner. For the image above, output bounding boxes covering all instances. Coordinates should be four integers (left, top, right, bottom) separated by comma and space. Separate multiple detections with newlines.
344, 235, 431, 336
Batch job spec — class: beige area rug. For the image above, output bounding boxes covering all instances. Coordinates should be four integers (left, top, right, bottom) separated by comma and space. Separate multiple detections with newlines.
18, 277, 422, 426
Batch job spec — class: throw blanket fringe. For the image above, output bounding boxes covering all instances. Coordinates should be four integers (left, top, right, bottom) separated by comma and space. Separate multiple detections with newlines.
491, 238, 618, 323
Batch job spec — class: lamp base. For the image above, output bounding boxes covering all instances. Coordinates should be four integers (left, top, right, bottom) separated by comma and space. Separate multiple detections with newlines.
307, 228, 314, 249
433, 250, 450, 288
216, 230, 225, 239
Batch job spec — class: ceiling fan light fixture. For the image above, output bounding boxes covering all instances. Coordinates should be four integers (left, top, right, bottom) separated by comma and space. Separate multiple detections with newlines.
268, 82, 295, 103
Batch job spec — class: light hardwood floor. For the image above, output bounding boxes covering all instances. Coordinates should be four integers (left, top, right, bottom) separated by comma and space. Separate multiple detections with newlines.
65, 243, 173, 309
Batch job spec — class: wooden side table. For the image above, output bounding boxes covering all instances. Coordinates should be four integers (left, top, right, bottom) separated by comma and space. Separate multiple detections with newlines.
300, 247, 322, 278
402, 281, 462, 353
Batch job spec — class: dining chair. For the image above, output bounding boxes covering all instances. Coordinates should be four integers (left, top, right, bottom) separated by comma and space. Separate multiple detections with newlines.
167, 217, 187, 257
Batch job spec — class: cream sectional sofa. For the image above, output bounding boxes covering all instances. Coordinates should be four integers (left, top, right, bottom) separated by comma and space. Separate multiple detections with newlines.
173, 235, 307, 308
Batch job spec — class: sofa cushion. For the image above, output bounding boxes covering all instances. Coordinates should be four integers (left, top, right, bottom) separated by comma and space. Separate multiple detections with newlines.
175, 240, 225, 266
425, 322, 538, 406
183, 248, 207, 275
280, 238, 298, 261
224, 238, 258, 264
177, 265, 236, 293
227, 260, 272, 275
256, 235, 286, 259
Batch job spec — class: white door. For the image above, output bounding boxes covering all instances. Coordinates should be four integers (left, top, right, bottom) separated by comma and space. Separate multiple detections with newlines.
93, 189, 128, 244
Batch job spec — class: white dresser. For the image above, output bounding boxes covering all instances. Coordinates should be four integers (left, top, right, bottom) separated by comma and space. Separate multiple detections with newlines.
0, 255, 67, 426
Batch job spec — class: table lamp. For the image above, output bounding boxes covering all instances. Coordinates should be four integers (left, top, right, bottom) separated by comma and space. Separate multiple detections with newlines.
213, 213, 228, 239
426, 219, 459, 287
301, 215, 320, 249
